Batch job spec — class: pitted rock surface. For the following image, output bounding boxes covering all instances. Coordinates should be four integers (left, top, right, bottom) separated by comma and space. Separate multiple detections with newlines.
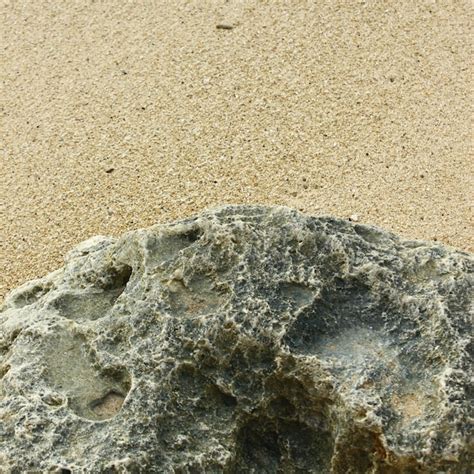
0, 205, 472, 472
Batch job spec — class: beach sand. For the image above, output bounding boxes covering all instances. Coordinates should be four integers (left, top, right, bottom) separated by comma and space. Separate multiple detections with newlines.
1, 1, 472, 301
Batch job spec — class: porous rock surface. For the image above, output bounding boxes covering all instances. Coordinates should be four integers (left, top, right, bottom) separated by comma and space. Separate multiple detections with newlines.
0, 205, 472, 473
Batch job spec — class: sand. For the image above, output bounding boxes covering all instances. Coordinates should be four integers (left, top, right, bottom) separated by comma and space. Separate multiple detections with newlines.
1, 1, 472, 302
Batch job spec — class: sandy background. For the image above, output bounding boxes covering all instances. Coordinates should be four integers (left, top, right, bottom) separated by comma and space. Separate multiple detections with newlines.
1, 1, 472, 301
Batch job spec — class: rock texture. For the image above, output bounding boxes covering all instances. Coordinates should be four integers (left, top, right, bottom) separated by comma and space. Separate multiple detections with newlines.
0, 205, 472, 473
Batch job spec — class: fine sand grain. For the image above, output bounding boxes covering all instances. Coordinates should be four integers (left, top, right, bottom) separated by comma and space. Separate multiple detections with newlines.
1, 1, 473, 301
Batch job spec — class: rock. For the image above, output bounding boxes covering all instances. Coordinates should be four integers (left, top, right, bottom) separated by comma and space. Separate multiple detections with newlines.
0, 205, 472, 472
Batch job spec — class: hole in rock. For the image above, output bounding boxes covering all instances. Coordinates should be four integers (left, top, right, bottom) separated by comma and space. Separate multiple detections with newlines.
103, 264, 133, 291
353, 224, 386, 245
331, 430, 386, 472
51, 263, 133, 321
44, 331, 132, 421
10, 284, 49, 308
0, 364, 10, 379
43, 393, 64, 407
283, 277, 379, 353
270, 282, 314, 312
235, 418, 281, 472
52, 289, 125, 321
267, 397, 296, 418
9, 329, 22, 344
179, 227, 202, 244
145, 228, 203, 267
206, 385, 237, 408
89, 390, 126, 420
234, 415, 333, 472
68, 365, 132, 421
312, 327, 395, 374
167, 273, 229, 316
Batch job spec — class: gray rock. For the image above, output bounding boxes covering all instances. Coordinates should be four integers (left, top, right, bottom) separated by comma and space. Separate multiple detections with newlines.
0, 205, 472, 473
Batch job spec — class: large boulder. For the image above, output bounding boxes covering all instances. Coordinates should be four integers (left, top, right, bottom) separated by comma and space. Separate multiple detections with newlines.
0, 205, 472, 472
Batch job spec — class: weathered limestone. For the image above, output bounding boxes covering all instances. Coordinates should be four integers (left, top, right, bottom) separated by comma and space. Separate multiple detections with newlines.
0, 205, 472, 472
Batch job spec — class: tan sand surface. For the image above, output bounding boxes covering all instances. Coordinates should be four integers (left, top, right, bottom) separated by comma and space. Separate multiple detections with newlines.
1, 1, 473, 301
